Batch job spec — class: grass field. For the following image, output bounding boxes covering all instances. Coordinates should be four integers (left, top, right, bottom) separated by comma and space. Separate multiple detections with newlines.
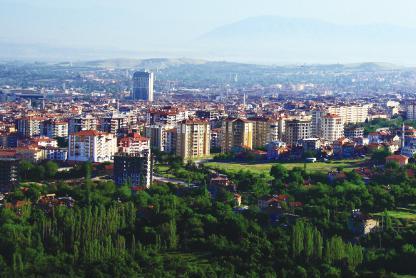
204, 159, 365, 176
155, 164, 177, 179
373, 210, 416, 221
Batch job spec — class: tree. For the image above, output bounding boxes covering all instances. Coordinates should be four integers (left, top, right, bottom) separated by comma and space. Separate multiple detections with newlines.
44, 161, 59, 179
270, 164, 288, 182
83, 162, 93, 180
18, 160, 34, 180
34, 165, 46, 181
370, 147, 390, 164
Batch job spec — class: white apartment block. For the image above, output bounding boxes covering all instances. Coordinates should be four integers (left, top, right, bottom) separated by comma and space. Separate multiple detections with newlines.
320, 114, 344, 142
42, 120, 68, 138
68, 130, 117, 162
327, 105, 369, 124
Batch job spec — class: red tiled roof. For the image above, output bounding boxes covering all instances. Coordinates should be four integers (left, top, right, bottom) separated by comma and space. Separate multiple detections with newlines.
71, 130, 108, 136
386, 155, 408, 163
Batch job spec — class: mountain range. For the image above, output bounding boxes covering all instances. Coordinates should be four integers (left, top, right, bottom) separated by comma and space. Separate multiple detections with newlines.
193, 16, 416, 64
2, 16, 416, 64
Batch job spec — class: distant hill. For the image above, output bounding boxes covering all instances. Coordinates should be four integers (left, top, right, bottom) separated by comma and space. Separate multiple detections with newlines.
195, 16, 416, 64
76, 58, 207, 69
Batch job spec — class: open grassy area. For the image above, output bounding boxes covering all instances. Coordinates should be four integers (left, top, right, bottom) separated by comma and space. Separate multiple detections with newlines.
155, 164, 177, 179
373, 210, 416, 221
204, 159, 365, 176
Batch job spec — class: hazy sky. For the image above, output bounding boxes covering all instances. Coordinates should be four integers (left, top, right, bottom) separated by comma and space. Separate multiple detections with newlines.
0, 0, 416, 64
1, 0, 416, 62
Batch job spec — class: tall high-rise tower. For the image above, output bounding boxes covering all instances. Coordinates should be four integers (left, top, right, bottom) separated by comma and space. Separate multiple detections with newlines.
132, 71, 154, 102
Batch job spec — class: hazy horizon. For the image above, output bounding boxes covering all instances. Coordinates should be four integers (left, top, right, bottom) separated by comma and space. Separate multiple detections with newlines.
2, 0, 416, 64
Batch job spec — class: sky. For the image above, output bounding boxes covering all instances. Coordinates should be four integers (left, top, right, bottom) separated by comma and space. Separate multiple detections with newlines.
1, 0, 416, 61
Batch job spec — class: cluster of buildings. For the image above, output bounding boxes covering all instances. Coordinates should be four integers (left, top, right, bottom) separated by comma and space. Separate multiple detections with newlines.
2, 65, 416, 194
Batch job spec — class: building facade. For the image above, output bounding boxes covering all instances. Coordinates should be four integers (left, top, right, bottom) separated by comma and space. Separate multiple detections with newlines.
16, 116, 44, 137
41, 119, 68, 138
68, 115, 98, 134
221, 118, 253, 153
132, 71, 154, 102
176, 119, 210, 160
284, 119, 311, 146
113, 151, 152, 188
68, 130, 117, 162
320, 114, 344, 142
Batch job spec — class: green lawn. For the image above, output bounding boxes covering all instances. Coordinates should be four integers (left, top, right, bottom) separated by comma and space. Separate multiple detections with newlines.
155, 164, 177, 179
373, 210, 416, 221
204, 159, 365, 176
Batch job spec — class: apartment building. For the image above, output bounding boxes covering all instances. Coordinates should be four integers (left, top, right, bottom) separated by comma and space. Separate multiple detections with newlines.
16, 116, 45, 137
405, 102, 416, 121
113, 151, 153, 188
99, 113, 128, 134
118, 133, 150, 155
68, 115, 98, 134
68, 130, 117, 162
221, 118, 253, 153
176, 119, 210, 161
320, 114, 344, 142
284, 119, 312, 146
327, 105, 369, 124
41, 119, 68, 138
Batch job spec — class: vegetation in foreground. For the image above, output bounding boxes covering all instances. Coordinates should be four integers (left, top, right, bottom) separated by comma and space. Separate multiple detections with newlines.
1, 155, 416, 276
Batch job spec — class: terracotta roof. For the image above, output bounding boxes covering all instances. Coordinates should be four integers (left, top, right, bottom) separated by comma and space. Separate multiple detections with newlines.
323, 113, 340, 119
386, 155, 408, 163
0, 149, 17, 158
180, 118, 209, 125
71, 130, 109, 136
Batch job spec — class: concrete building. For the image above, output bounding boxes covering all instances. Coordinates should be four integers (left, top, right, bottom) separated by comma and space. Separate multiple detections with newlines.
113, 151, 153, 189
327, 105, 369, 124
16, 116, 45, 137
320, 114, 344, 142
144, 124, 173, 152
310, 110, 326, 137
176, 119, 210, 161
405, 102, 416, 120
68, 115, 98, 134
113, 142, 152, 189
221, 118, 253, 153
68, 130, 117, 162
251, 117, 269, 149
41, 119, 68, 138
311, 105, 368, 137
344, 126, 364, 139
0, 150, 19, 192
132, 71, 154, 102
99, 113, 128, 134
165, 128, 177, 154
300, 138, 321, 152
0, 133, 18, 148
147, 108, 188, 125
210, 128, 222, 150
118, 133, 150, 155
284, 119, 311, 146
268, 118, 285, 142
